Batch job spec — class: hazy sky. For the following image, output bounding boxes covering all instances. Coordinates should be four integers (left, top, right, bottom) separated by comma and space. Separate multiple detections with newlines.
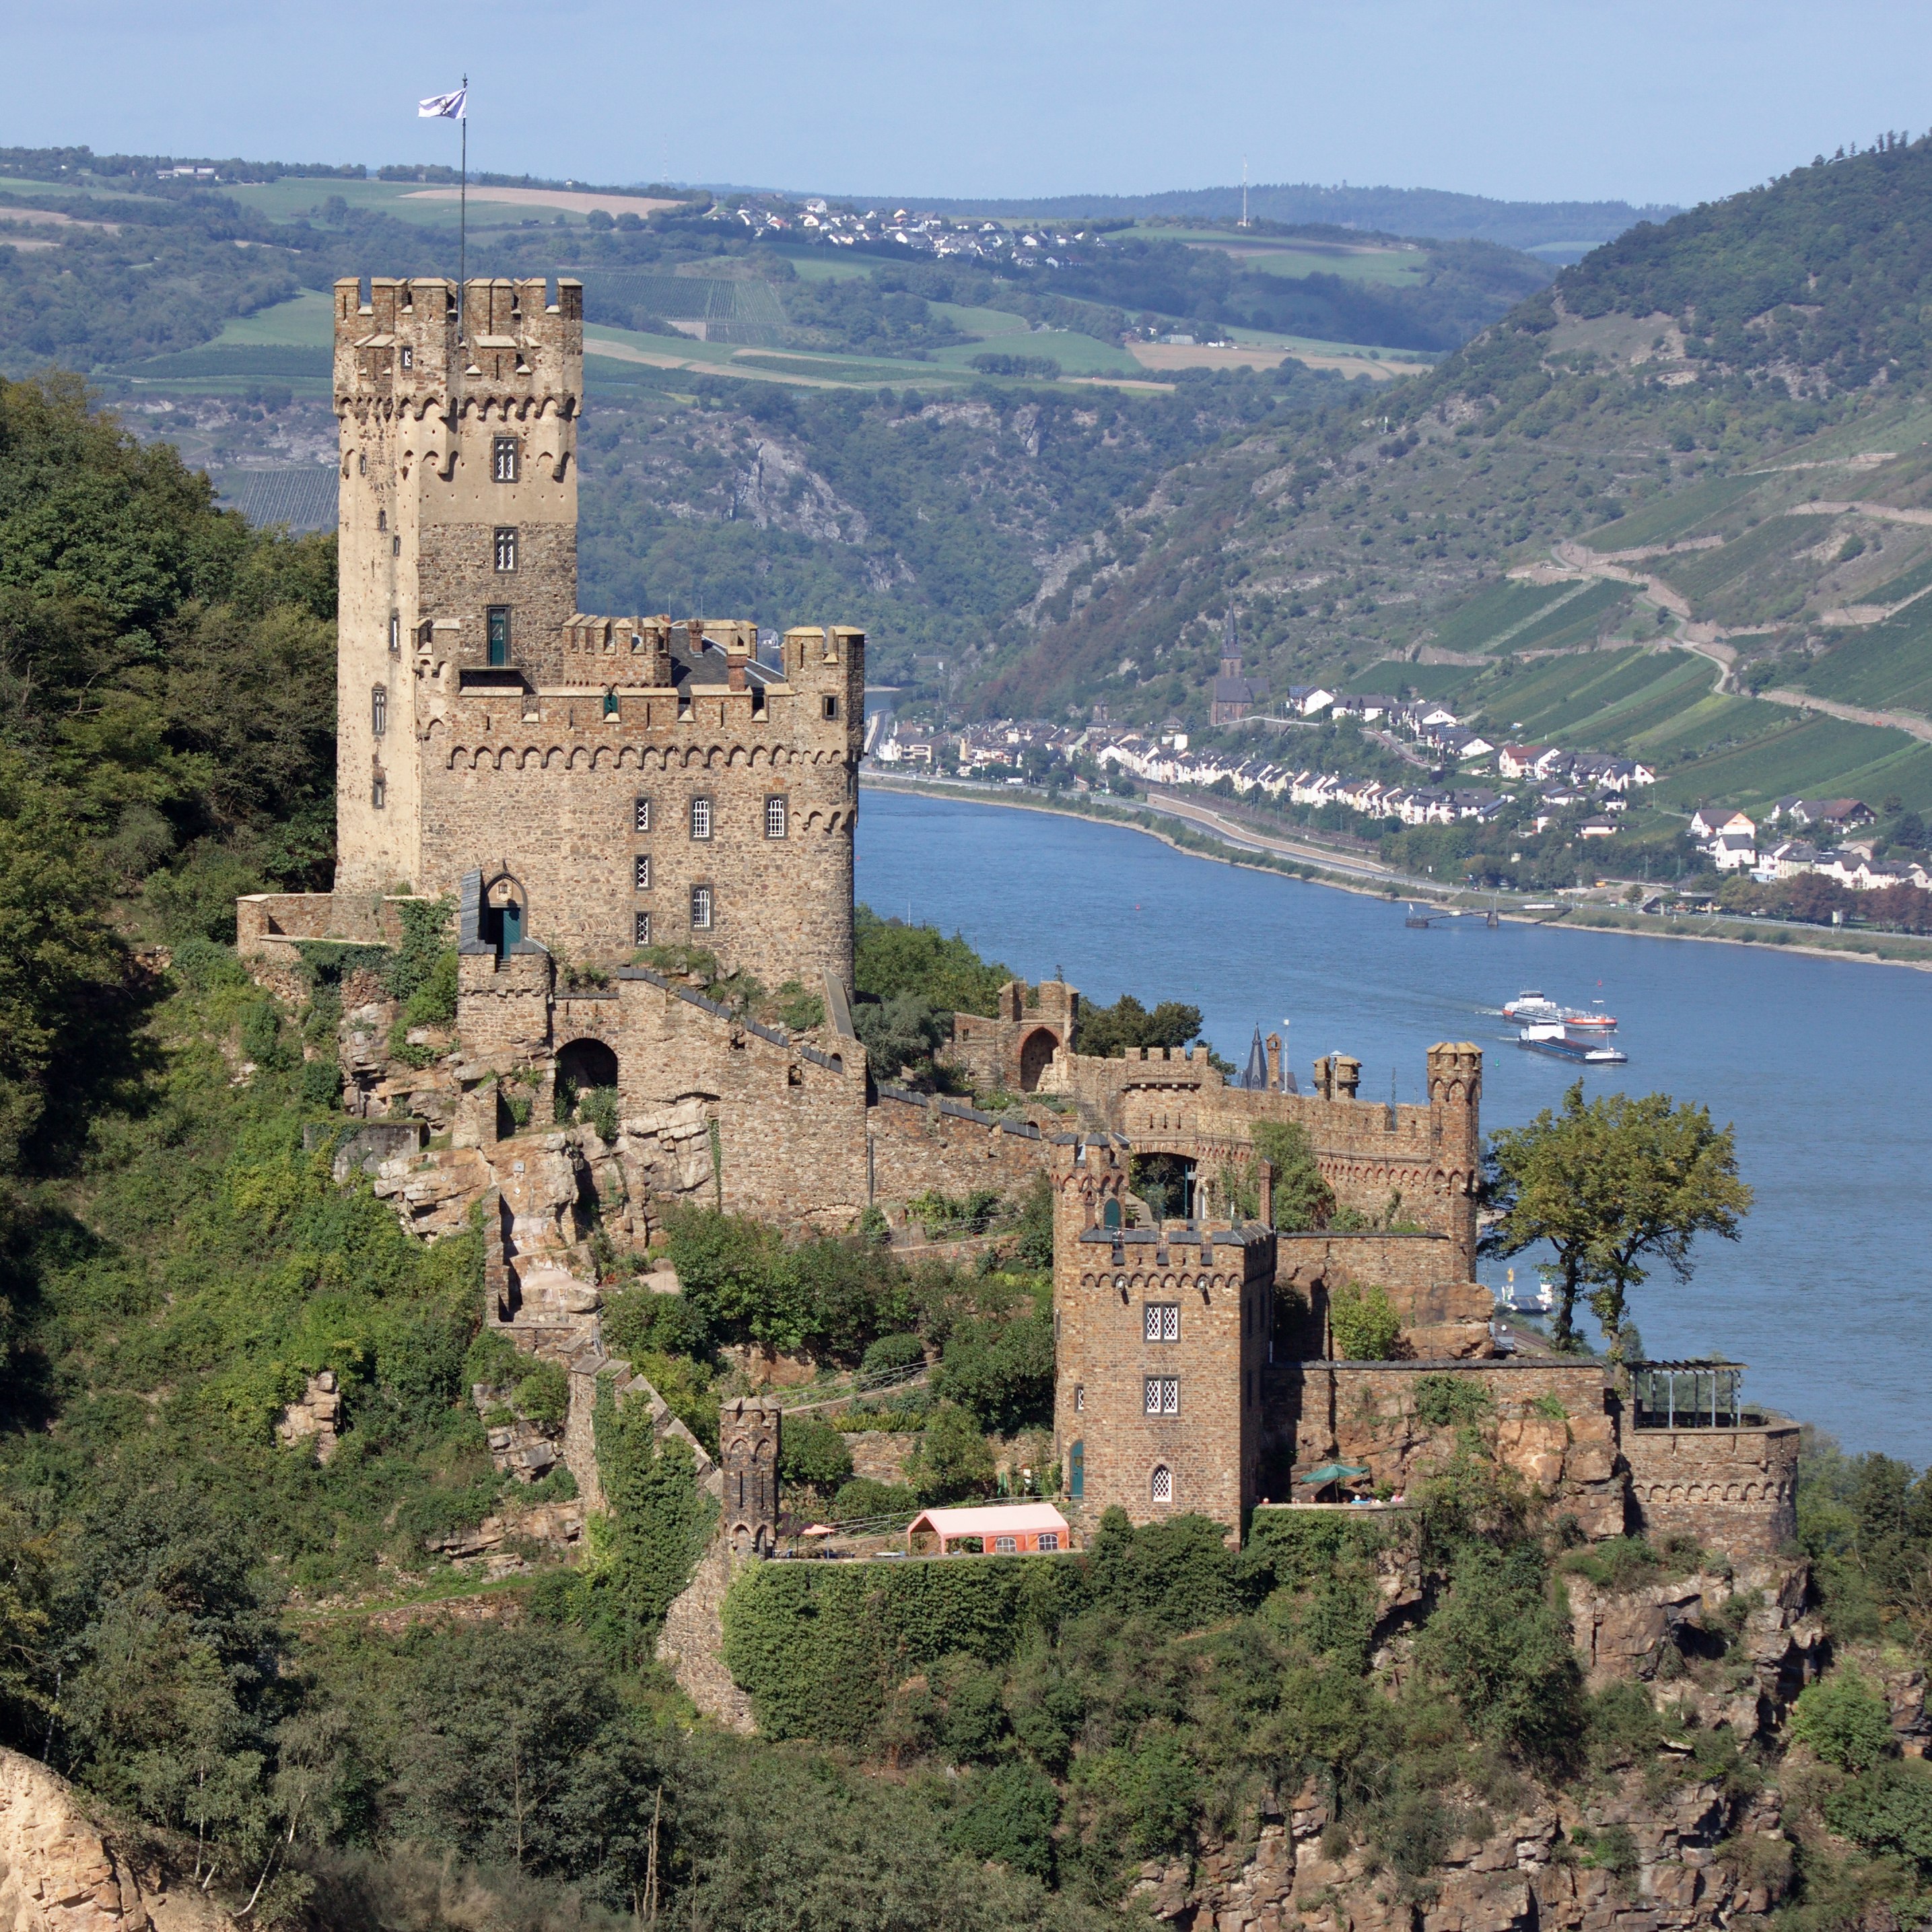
10, 0, 1932, 209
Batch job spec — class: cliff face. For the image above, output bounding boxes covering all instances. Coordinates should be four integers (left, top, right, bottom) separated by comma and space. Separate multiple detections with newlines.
0, 1750, 237, 1932
1135, 1770, 1789, 1932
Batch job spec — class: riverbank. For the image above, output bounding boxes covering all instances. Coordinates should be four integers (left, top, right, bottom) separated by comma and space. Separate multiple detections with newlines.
861, 771, 1932, 973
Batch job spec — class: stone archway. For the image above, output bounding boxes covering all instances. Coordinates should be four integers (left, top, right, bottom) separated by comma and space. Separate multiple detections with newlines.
557, 1036, 619, 1100
1017, 1026, 1060, 1093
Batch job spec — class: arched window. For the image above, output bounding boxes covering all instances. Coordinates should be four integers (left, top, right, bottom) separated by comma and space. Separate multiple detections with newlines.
1150, 1464, 1173, 1505
603, 689, 619, 718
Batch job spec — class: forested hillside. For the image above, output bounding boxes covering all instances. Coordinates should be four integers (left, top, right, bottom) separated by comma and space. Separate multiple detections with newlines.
972, 134, 1932, 808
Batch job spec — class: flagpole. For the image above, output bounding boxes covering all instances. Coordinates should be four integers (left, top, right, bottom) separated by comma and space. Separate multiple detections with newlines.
458, 74, 469, 342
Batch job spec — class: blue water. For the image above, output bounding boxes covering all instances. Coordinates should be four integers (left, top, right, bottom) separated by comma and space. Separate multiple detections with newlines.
856, 787, 1932, 1464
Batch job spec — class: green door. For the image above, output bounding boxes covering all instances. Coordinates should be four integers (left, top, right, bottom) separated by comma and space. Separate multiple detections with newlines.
499, 899, 523, 954
1068, 1441, 1084, 1500
487, 606, 510, 666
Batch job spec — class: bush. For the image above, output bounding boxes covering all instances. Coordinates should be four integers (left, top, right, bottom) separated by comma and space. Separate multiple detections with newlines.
1414, 1373, 1494, 1428
1791, 1666, 1896, 1772
1329, 1282, 1402, 1360
946, 1760, 1060, 1878
780, 1414, 854, 1492
833, 1477, 918, 1523
934, 1315, 1054, 1435
862, 1332, 926, 1377
1826, 1760, 1932, 1871
299, 1056, 342, 1107
602, 1286, 712, 1363
854, 991, 948, 1078
1415, 1541, 1583, 1764
969, 352, 1062, 382
1252, 1119, 1334, 1231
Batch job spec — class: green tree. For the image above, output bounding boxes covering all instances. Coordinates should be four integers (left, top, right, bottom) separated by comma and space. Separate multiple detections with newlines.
909, 1403, 997, 1505
1252, 1119, 1335, 1231
1073, 994, 1204, 1058
1328, 1282, 1401, 1361
1483, 1080, 1752, 1350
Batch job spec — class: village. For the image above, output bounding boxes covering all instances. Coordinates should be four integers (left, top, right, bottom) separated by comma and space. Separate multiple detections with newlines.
869, 668, 1930, 896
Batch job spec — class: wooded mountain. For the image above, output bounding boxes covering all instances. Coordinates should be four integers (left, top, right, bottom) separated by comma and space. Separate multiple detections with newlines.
975, 134, 1932, 808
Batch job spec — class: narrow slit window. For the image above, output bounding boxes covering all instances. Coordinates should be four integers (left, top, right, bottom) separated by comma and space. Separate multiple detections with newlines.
371, 685, 387, 737
689, 884, 713, 931
399, 344, 413, 370
633, 854, 651, 893
371, 773, 386, 810
633, 795, 652, 834
1073, 1384, 1084, 1412
821, 693, 838, 720
690, 796, 712, 840
493, 527, 518, 572
633, 911, 652, 946
493, 436, 520, 483
388, 611, 401, 652
765, 794, 787, 839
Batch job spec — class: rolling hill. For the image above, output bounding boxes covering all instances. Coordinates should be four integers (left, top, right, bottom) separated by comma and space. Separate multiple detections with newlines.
975, 134, 1932, 810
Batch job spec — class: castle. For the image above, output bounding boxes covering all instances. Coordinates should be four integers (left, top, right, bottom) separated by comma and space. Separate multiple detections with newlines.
237, 271, 1796, 1578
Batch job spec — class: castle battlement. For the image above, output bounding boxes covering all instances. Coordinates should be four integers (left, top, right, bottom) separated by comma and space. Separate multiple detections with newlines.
334, 275, 582, 413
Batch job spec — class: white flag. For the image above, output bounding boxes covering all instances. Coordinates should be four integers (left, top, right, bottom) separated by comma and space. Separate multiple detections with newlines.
419, 87, 467, 120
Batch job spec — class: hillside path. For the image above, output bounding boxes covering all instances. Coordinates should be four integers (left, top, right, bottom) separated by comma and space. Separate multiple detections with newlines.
1674, 635, 1932, 744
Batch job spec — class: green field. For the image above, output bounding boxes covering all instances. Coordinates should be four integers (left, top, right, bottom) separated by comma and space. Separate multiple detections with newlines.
1121, 228, 1430, 285
1801, 598, 1932, 716
211, 289, 335, 348
1451, 645, 1932, 809
1503, 579, 1632, 653
1354, 661, 1482, 699
1419, 579, 1577, 654
1579, 473, 1759, 551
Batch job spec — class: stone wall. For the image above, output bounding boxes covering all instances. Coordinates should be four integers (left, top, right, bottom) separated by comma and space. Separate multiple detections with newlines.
868, 1086, 1056, 1206
1624, 1422, 1801, 1557
1273, 1230, 1492, 1358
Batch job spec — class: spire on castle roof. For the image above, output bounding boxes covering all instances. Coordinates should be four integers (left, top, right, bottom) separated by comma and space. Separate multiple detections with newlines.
1240, 1023, 1268, 1091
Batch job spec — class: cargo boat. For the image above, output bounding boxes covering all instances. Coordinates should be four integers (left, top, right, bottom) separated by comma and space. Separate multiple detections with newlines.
1517, 1023, 1628, 1065
1503, 990, 1618, 1031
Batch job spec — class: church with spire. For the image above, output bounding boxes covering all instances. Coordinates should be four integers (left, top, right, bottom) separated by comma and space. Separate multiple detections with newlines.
1208, 609, 1260, 724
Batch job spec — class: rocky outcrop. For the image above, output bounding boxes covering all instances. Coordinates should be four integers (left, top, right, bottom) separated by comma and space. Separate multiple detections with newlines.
274, 1372, 341, 1463
0, 1748, 238, 1932
424, 1498, 586, 1570
1567, 1555, 1822, 1735
1134, 1769, 1789, 1932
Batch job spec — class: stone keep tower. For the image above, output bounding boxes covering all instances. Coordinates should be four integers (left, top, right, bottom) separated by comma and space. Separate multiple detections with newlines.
329, 273, 864, 993
333, 275, 582, 907
1048, 1136, 1276, 1536
720, 1396, 781, 1556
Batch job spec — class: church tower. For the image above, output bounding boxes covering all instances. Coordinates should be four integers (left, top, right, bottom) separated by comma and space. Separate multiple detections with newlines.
332, 275, 583, 905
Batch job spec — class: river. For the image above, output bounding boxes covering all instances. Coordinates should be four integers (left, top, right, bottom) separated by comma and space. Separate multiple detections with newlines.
856, 785, 1932, 1465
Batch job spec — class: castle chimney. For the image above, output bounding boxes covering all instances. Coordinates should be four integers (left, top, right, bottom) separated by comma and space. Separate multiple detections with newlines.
1257, 1159, 1275, 1229
1333, 1056, 1361, 1101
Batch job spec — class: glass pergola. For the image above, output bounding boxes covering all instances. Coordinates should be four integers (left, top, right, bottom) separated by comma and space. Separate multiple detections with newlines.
1628, 1360, 1747, 1430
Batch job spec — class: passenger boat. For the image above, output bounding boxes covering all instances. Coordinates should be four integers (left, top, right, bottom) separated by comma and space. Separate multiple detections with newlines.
1516, 1023, 1628, 1065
